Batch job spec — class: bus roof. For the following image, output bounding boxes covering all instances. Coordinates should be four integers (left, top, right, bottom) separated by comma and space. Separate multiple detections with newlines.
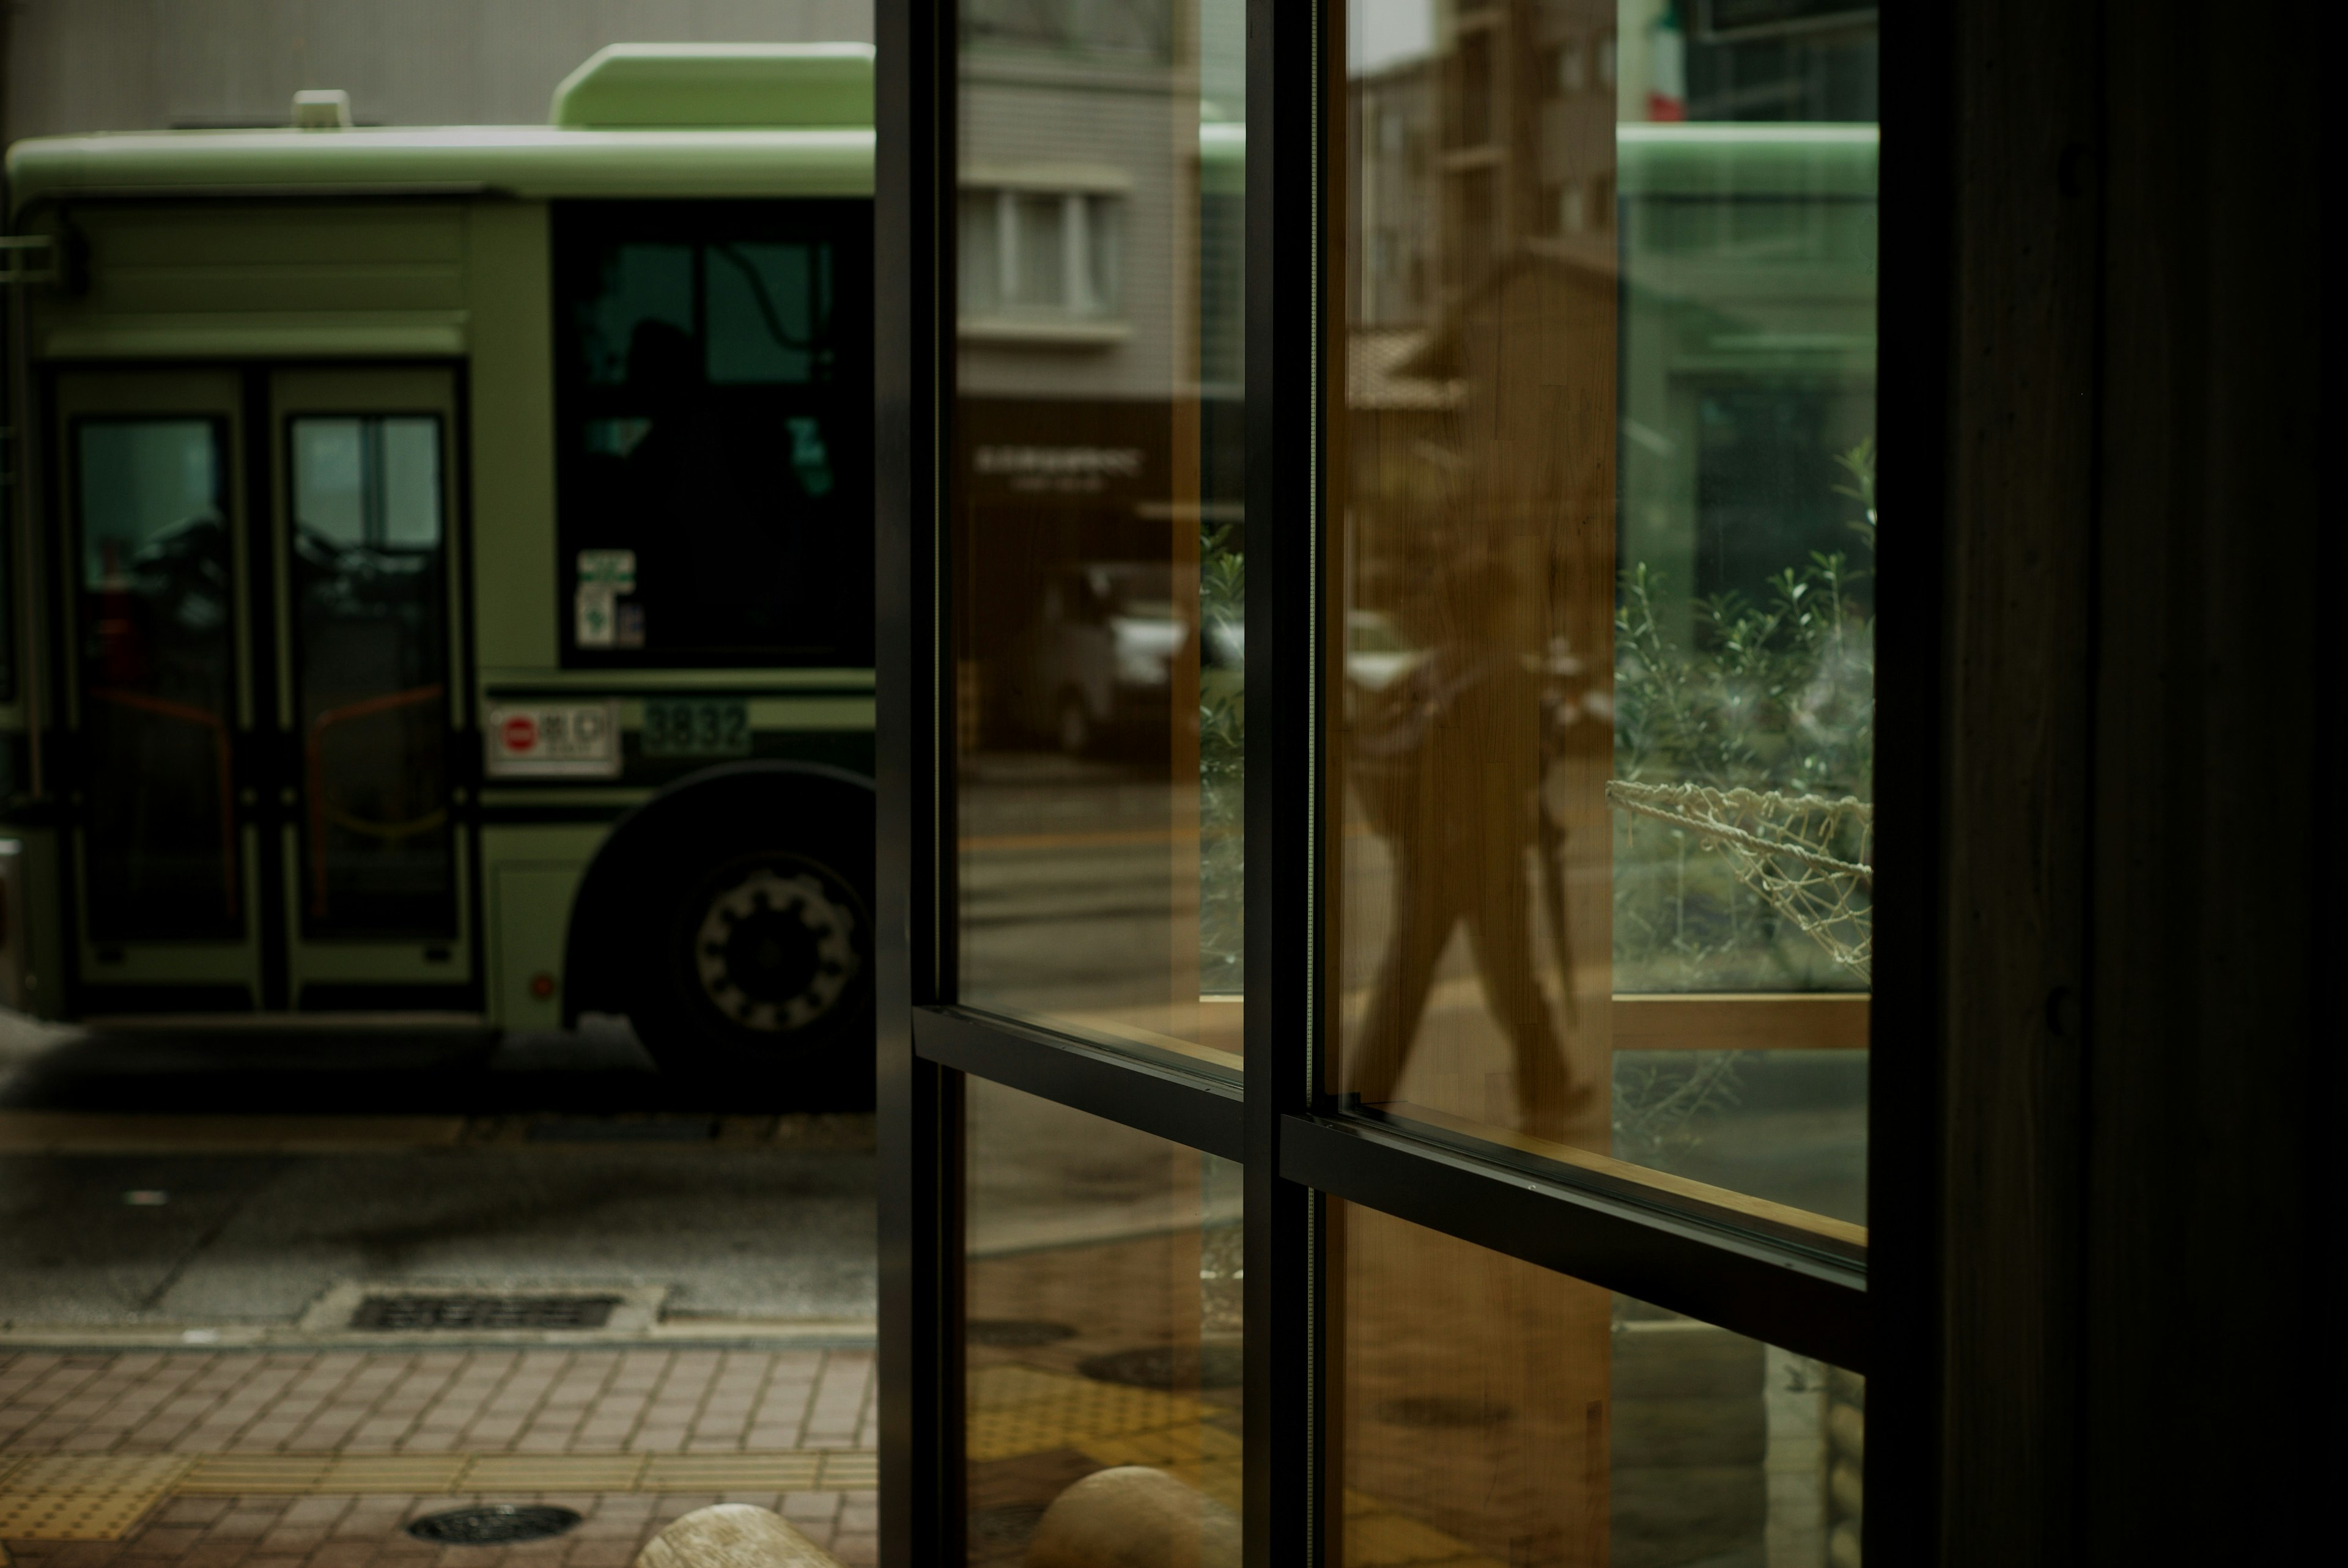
7, 43, 876, 215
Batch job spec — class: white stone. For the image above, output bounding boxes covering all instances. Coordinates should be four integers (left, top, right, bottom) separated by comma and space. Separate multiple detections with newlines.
1026, 1466, 1241, 1568
632, 1504, 838, 1568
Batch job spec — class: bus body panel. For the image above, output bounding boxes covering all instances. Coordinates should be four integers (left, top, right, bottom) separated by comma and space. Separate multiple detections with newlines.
465, 201, 561, 674
4, 160, 884, 1028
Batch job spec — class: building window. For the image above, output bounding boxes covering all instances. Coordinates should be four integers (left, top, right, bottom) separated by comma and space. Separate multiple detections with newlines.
958, 188, 1125, 323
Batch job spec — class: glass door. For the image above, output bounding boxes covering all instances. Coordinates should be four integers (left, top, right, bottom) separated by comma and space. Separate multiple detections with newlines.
268, 367, 471, 1007
56, 370, 262, 1009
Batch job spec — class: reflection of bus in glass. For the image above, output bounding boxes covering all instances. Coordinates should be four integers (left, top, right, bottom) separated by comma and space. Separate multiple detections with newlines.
0, 45, 877, 1099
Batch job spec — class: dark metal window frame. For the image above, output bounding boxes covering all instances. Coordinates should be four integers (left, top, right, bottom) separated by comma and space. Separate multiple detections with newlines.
877, 3, 1931, 1564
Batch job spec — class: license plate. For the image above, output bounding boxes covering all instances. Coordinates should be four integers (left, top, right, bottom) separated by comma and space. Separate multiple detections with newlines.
643, 698, 751, 759
484, 701, 621, 779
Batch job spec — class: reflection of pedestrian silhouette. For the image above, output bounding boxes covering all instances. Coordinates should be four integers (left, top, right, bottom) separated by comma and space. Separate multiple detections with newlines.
1351, 554, 1590, 1143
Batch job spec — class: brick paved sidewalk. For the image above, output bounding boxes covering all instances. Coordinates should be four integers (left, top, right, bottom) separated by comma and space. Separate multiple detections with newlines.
0, 1350, 873, 1458
0, 1350, 878, 1568
3, 1488, 877, 1568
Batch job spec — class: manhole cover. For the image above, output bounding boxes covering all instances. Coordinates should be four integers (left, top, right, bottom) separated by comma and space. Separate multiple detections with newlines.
406, 1504, 581, 1544
352, 1294, 621, 1331
969, 1319, 1079, 1348
1078, 1343, 1244, 1390
1373, 1395, 1513, 1429
967, 1503, 1050, 1551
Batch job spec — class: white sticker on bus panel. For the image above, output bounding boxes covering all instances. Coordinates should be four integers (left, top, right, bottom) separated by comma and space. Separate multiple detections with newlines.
484, 700, 621, 779
577, 548, 637, 590
576, 583, 618, 648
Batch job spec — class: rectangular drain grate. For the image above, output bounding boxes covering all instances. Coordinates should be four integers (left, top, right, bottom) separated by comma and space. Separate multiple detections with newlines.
350, 1293, 622, 1331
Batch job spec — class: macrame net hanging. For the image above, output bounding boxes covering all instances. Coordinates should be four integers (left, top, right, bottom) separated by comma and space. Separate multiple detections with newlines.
1606, 780, 1875, 979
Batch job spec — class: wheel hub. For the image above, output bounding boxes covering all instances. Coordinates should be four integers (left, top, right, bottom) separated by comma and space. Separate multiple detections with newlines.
693, 864, 860, 1034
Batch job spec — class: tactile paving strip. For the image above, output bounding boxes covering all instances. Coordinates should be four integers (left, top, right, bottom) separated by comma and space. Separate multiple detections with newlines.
965, 1363, 1201, 1462
168, 1449, 873, 1497
0, 1454, 196, 1540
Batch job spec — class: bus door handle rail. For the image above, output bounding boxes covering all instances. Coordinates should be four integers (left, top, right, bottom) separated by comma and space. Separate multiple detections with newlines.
84, 686, 238, 922
304, 684, 446, 918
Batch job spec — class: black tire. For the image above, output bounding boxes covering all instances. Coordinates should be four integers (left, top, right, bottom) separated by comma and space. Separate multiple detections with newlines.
621, 775, 874, 1108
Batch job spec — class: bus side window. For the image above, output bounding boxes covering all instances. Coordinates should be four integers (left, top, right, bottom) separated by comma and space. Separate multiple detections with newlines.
551, 200, 873, 670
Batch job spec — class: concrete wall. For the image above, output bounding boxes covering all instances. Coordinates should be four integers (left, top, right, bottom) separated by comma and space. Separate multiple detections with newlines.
3, 0, 873, 142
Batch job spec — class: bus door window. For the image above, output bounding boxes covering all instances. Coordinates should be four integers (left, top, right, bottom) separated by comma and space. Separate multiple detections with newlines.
287, 415, 454, 938
73, 418, 241, 941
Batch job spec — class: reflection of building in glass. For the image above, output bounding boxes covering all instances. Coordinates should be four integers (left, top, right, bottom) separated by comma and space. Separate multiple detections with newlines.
954, 0, 1245, 754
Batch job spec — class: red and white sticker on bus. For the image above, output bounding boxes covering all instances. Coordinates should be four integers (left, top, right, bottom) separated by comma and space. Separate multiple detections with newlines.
482, 699, 622, 779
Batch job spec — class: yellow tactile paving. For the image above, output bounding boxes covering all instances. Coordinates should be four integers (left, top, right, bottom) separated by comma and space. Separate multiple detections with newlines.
965, 1364, 1201, 1462
637, 1454, 821, 1490
0, 1454, 196, 1540
460, 1454, 649, 1492
816, 1451, 876, 1489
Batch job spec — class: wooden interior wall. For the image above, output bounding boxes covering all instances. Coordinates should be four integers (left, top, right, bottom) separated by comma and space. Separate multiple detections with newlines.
1882, 0, 2331, 1559
2082, 0, 2331, 1558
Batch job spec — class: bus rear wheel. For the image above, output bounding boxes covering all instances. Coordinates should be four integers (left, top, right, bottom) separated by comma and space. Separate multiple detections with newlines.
627, 844, 874, 1108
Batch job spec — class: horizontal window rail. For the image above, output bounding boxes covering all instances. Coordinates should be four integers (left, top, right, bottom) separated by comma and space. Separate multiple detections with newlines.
1282, 1110, 1867, 1371
1612, 990, 1869, 1051
912, 1004, 1246, 1161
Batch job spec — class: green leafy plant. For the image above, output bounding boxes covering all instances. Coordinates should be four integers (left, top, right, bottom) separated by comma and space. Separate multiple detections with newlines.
1198, 523, 1246, 991
1609, 441, 1878, 1146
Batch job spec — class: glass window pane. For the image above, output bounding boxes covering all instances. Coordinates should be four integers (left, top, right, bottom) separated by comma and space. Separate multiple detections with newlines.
578, 241, 695, 387
1331, 0, 1877, 1228
75, 417, 239, 940
954, 0, 1247, 1069
1009, 193, 1066, 309
378, 417, 443, 548
289, 414, 453, 937
704, 241, 830, 385
1333, 1199, 1863, 1568
1087, 194, 1126, 317
965, 1081, 1242, 1564
552, 203, 873, 668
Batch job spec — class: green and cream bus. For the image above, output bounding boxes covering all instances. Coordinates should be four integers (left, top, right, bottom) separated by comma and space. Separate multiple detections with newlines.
0, 44, 877, 1099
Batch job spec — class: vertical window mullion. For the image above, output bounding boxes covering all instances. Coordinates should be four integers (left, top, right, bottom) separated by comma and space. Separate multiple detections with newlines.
1063, 191, 1089, 314
1244, 0, 1325, 1562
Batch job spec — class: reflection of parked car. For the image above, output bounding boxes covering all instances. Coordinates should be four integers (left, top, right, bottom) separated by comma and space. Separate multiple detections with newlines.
1017, 563, 1184, 755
